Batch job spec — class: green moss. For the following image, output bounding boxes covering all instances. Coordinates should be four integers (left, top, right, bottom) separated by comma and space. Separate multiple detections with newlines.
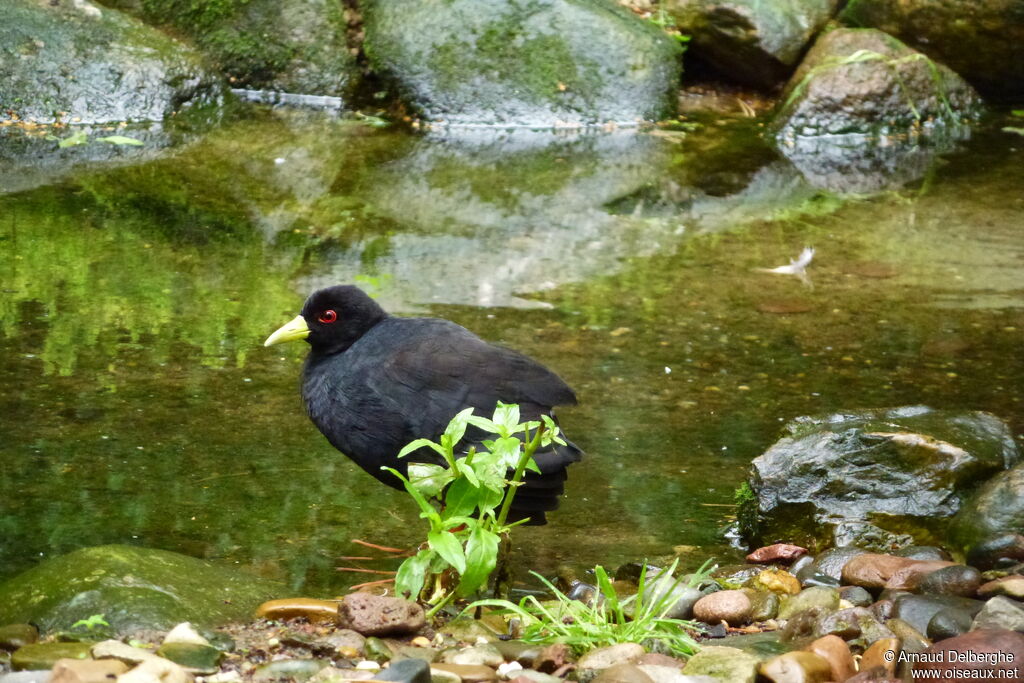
734, 481, 759, 542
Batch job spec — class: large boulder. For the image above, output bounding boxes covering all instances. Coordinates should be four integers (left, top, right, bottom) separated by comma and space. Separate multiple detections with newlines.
0, 0, 224, 124
0, 545, 285, 635
841, 0, 1024, 100
948, 463, 1024, 569
739, 406, 1020, 551
666, 0, 840, 88
361, 0, 682, 126
772, 28, 983, 140
104, 0, 359, 97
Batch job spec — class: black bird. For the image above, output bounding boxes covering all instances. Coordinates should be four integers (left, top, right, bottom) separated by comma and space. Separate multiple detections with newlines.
264, 285, 583, 524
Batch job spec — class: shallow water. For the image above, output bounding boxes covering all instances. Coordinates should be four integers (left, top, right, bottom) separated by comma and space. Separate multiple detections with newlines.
2, 107, 1023, 592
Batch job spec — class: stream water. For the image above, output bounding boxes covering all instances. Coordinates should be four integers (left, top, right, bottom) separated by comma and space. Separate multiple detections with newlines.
1, 106, 1022, 593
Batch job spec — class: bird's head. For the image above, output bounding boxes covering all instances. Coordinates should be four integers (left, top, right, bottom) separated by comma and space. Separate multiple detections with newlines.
264, 285, 388, 355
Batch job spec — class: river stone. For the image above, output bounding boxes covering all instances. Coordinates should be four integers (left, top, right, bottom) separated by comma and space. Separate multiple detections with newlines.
751, 569, 801, 595
0, 545, 284, 635
777, 587, 839, 620
337, 593, 425, 637
162, 623, 210, 647
892, 594, 984, 635
0, 0, 223, 124
50, 658, 128, 683
757, 651, 832, 683
971, 595, 1024, 632
645, 572, 703, 620
0, 673, 51, 683
589, 664, 653, 683
773, 29, 984, 140
253, 659, 330, 682
11, 644, 92, 672
361, 0, 681, 127
746, 544, 808, 565
805, 635, 854, 683
884, 560, 958, 591
90, 641, 162, 665
916, 565, 982, 597
155, 642, 223, 675
0, 625, 38, 651
840, 0, 1024, 99
492, 642, 541, 667
840, 554, 917, 589
439, 644, 503, 667
885, 618, 931, 653
578, 644, 645, 683
377, 659, 431, 683
666, 0, 838, 87
681, 646, 758, 683
509, 674, 561, 683
912, 630, 1024, 681
740, 408, 1015, 551
804, 548, 866, 583
635, 666, 716, 683
813, 607, 893, 645
256, 598, 340, 623
926, 606, 972, 642
838, 586, 872, 607
948, 463, 1024, 568
978, 575, 1024, 599
748, 591, 780, 622
693, 590, 752, 625
117, 657, 189, 683
430, 664, 498, 683
893, 546, 952, 562
860, 638, 898, 677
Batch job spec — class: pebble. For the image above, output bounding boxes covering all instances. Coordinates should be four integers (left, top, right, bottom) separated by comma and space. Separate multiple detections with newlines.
804, 635, 853, 682
338, 593, 426, 637
883, 560, 957, 590
589, 664, 652, 683
577, 643, 645, 682
777, 587, 839, 620
746, 544, 808, 564
255, 599, 340, 624
90, 641, 161, 665
838, 586, 872, 607
0, 673, 51, 683
49, 658, 127, 683
806, 548, 866, 583
692, 590, 752, 625
893, 546, 951, 562
913, 629, 1024, 681
162, 623, 210, 647
378, 659, 431, 683
916, 564, 981, 596
492, 642, 541, 667
860, 638, 899, 678
680, 646, 758, 683
746, 591, 780, 621
885, 618, 931, 653
324, 629, 366, 658
978, 574, 1024, 599
752, 569, 801, 595
509, 670, 561, 683
531, 644, 571, 674
757, 651, 832, 682
11, 644, 93, 671
430, 664, 498, 683
155, 642, 223, 675
926, 607, 973, 641
440, 645, 503, 668
971, 595, 1024, 631
891, 594, 984, 635
0, 625, 39, 651
252, 659, 329, 683
840, 553, 916, 589
118, 657, 190, 683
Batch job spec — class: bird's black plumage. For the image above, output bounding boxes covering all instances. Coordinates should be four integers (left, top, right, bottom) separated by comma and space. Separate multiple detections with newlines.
274, 285, 583, 524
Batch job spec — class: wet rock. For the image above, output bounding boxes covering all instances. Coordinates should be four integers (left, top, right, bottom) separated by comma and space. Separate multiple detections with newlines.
635, 666, 715, 683
439, 645, 503, 668
789, 556, 813, 578
978, 574, 1024, 599
885, 618, 931, 653
757, 651, 832, 682
253, 659, 329, 683
913, 630, 1024, 681
429, 664, 498, 683
746, 544, 808, 565
884, 560, 959, 591
710, 565, 763, 586
492, 642, 541, 668
893, 546, 951, 562
337, 593, 425, 637
972, 595, 1024, 631
392, 645, 439, 664
747, 591, 780, 622
50, 659, 128, 683
926, 607, 972, 642
814, 607, 893, 645
636, 654, 685, 669
589, 664, 653, 683
155, 642, 222, 675
804, 635, 854, 683
774, 29, 983, 140
681, 646, 759, 683
117, 658, 189, 683
256, 598, 340, 624
309, 668, 373, 683
892, 594, 984, 635
11, 644, 92, 672
531, 644, 572, 674
916, 565, 982, 597
0, 545, 284, 635
645, 572, 703, 620
0, 625, 38, 651
0, 0, 223, 125
161, 623, 209, 647
740, 408, 1014, 551
90, 641, 162, 665
751, 570, 801, 595
869, 599, 894, 622
510, 672, 561, 683
667, 0, 838, 88
577, 644, 645, 683
840, 0, 1024, 98
363, 637, 396, 663
692, 590, 752, 625
841, 553, 916, 589
839, 586, 873, 607
777, 587, 839, 620
949, 464, 1024, 568
804, 548, 866, 583
839, 670, 898, 683
362, 0, 681, 127
860, 638, 898, 678
378, 659, 431, 683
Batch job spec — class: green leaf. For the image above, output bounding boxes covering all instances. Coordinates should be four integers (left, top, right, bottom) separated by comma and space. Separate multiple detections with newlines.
96, 135, 144, 146
1012, 110, 1024, 117
58, 131, 88, 148
395, 549, 433, 599
493, 402, 520, 432
1003, 126, 1024, 136
457, 526, 500, 596
444, 477, 481, 518
454, 460, 480, 487
408, 463, 453, 498
428, 529, 466, 574
444, 407, 475, 446
398, 438, 446, 459
466, 415, 499, 434
383, 466, 441, 524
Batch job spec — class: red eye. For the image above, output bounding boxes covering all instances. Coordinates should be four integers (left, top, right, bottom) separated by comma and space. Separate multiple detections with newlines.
318, 309, 338, 324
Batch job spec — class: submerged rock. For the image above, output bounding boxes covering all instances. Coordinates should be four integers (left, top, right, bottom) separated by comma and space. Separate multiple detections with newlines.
667, 0, 839, 87
913, 630, 1024, 681
773, 29, 983, 140
0, 545, 284, 635
739, 406, 1018, 551
948, 463, 1024, 569
361, 0, 681, 126
0, 0, 223, 124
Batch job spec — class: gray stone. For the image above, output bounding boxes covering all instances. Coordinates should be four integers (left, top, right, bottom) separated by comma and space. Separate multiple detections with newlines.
839, 586, 873, 607
803, 548, 866, 583
0, 0, 223, 125
253, 659, 330, 683
949, 464, 1024, 568
927, 607, 973, 642
777, 587, 839, 620
918, 565, 982, 597
378, 659, 431, 683
155, 642, 223, 675
893, 546, 952, 562
892, 594, 984, 635
439, 645, 503, 667
681, 646, 759, 683
589, 664, 653, 683
635, 665, 717, 683
361, 0, 681, 126
972, 595, 1024, 632
578, 644, 646, 683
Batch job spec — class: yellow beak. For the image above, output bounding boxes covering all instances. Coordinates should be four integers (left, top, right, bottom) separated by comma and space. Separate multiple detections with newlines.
264, 315, 310, 347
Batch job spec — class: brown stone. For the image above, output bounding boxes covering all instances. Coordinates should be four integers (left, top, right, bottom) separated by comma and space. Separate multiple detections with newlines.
883, 560, 957, 590
758, 651, 832, 682
840, 554, 916, 589
747, 544, 808, 565
337, 592, 425, 636
532, 643, 572, 674
590, 663, 654, 683
978, 574, 1024, 599
693, 590, 752, 625
913, 630, 1024, 682
256, 598, 340, 623
430, 664, 499, 683
753, 569, 802, 595
844, 668, 899, 682
51, 658, 128, 683
861, 638, 899, 677
635, 654, 684, 669
804, 635, 854, 682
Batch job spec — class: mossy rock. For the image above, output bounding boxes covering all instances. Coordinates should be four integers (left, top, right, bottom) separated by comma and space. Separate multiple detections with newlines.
0, 0, 224, 124
0, 545, 286, 635
362, 0, 682, 126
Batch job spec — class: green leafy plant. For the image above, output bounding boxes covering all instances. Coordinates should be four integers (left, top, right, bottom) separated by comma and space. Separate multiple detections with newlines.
70, 614, 110, 631
467, 560, 709, 657
386, 403, 565, 616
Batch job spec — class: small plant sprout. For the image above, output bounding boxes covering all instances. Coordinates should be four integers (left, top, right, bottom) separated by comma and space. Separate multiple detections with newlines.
71, 614, 110, 631
385, 402, 566, 616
